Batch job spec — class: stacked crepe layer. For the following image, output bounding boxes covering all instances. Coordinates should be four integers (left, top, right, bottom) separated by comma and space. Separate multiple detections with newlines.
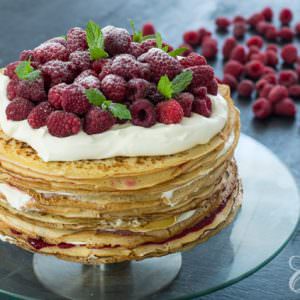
0, 85, 242, 264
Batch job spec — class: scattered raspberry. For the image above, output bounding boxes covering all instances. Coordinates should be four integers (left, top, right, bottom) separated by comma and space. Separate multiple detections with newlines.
247, 46, 260, 60
233, 16, 246, 24
187, 65, 214, 88
138, 48, 182, 81
281, 44, 298, 64
66, 27, 87, 52
222, 74, 238, 90
259, 83, 273, 98
261, 7, 273, 21
103, 25, 131, 56
223, 60, 244, 78
295, 23, 300, 35
230, 45, 246, 63
192, 86, 207, 98
274, 97, 296, 117
47, 111, 81, 137
248, 13, 265, 28
237, 80, 254, 97
4, 61, 20, 80
263, 66, 276, 75
75, 75, 101, 89
233, 22, 246, 39
222, 37, 237, 60
101, 74, 127, 102
201, 38, 218, 59
19, 50, 34, 61
176, 92, 194, 117
69, 50, 91, 72
262, 73, 277, 84
48, 83, 68, 109
129, 42, 144, 58
266, 44, 278, 53
6, 98, 34, 121
197, 28, 212, 45
28, 102, 55, 129
83, 107, 115, 134
179, 53, 207, 68
279, 8, 293, 26
256, 21, 270, 35
295, 65, 300, 79
268, 85, 288, 103
156, 100, 184, 124
250, 52, 267, 64
278, 70, 298, 87
33, 42, 69, 63
183, 30, 199, 46
193, 96, 212, 117
15, 78, 47, 102
278, 27, 294, 42
252, 98, 272, 119
215, 17, 231, 31
179, 43, 193, 56
245, 60, 264, 79
256, 79, 268, 92
246, 36, 264, 49
61, 84, 91, 115
127, 78, 151, 102
265, 25, 277, 41
6, 80, 18, 100
288, 84, 300, 98
265, 50, 278, 67
142, 22, 156, 36
130, 99, 156, 127
206, 78, 218, 95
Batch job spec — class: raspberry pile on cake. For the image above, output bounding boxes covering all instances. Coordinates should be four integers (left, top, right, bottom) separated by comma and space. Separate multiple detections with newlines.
4, 21, 219, 137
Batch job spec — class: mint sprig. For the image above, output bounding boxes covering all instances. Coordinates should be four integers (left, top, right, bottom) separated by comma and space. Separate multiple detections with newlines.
168, 47, 187, 57
130, 19, 143, 43
157, 70, 193, 99
85, 89, 131, 120
15, 61, 40, 81
86, 20, 109, 60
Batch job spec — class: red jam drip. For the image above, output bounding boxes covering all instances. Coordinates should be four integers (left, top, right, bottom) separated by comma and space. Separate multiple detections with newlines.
10, 229, 22, 235
27, 238, 76, 250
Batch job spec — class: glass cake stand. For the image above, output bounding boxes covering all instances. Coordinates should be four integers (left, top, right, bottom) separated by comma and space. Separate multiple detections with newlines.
0, 134, 299, 300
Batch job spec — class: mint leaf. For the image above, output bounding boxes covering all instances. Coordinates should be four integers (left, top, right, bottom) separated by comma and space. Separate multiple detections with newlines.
162, 45, 169, 52
15, 61, 40, 81
168, 47, 187, 57
157, 75, 173, 99
110, 103, 132, 120
89, 47, 109, 59
155, 32, 163, 49
85, 88, 106, 106
129, 19, 143, 43
171, 70, 193, 96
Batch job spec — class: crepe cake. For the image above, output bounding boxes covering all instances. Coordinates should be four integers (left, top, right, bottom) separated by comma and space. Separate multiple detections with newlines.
0, 22, 242, 264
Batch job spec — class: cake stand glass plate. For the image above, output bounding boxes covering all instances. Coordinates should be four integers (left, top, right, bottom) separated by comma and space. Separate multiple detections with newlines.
0, 133, 299, 300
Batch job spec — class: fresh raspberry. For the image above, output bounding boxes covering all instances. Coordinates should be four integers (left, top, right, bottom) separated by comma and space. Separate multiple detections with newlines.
102, 25, 131, 56
144, 85, 164, 104
142, 22, 156, 36
274, 98, 296, 117
176, 92, 194, 117
75, 69, 98, 81
279, 8, 293, 26
183, 30, 199, 46
245, 60, 264, 79
265, 25, 277, 41
246, 36, 264, 49
265, 50, 278, 67
266, 44, 278, 53
263, 66, 276, 75
262, 73, 277, 84
128, 42, 144, 58
91, 59, 110, 74
237, 80, 254, 97
215, 17, 231, 31
101, 74, 127, 102
6, 80, 18, 100
295, 65, 300, 79
47, 111, 81, 137
61, 84, 91, 115
259, 83, 273, 98
281, 44, 298, 64
179, 44, 193, 56
223, 60, 244, 78
295, 23, 300, 35
83, 107, 115, 134
261, 7, 273, 21
46, 37, 67, 47
27, 101, 55, 129
252, 98, 272, 119
139, 39, 173, 54
15, 78, 47, 102
19, 50, 34, 61
48, 83, 68, 109
179, 53, 207, 68
187, 65, 214, 88
130, 99, 156, 127
230, 45, 246, 63
256, 79, 268, 92
4, 61, 20, 80
66, 27, 87, 52
268, 85, 288, 103
233, 22, 247, 39
127, 78, 152, 101
193, 96, 212, 117
233, 16, 246, 23
33, 42, 69, 63
41, 60, 75, 88
248, 13, 265, 28
69, 50, 91, 72
222, 74, 238, 90
288, 84, 300, 98
138, 48, 182, 81
156, 100, 184, 124
278, 27, 294, 42
201, 38, 218, 59
249, 52, 267, 64
75, 75, 101, 90
278, 70, 298, 87
197, 28, 212, 45
206, 78, 218, 95
192, 86, 207, 98
256, 21, 270, 35
247, 46, 260, 60
222, 37, 237, 60
5, 97, 34, 121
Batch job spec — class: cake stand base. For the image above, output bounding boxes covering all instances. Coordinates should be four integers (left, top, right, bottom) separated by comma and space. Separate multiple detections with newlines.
33, 253, 182, 300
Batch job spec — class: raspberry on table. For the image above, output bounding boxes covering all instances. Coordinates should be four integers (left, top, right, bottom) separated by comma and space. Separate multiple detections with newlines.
268, 85, 288, 103
261, 7, 273, 21
28, 101, 55, 129
295, 23, 300, 35
266, 44, 278, 53
69, 50, 91, 72
142, 22, 156, 36
156, 100, 184, 124
103, 26, 131, 56
197, 28, 212, 45
193, 96, 212, 117
206, 78, 218, 95
215, 17, 231, 31
278, 27, 294, 42
288, 84, 300, 98
48, 83, 68, 109
222, 74, 238, 91
47, 111, 81, 137
278, 70, 298, 87
245, 60, 264, 79
222, 37, 237, 60
263, 66, 276, 75
33, 42, 69, 63
130, 99, 156, 127
279, 8, 293, 26
61, 84, 91, 115
252, 98, 272, 119
15, 78, 47, 102
246, 36, 264, 49
230, 45, 246, 63
5, 97, 34, 121
233, 16, 246, 24
274, 97, 296, 117
281, 44, 298, 64
233, 22, 247, 39
256, 21, 270, 35
66, 27, 88, 52
264, 25, 277, 41
101, 74, 127, 102
176, 92, 194, 117
183, 30, 200, 46
247, 13, 265, 28
237, 80, 254, 97
223, 60, 244, 78
187, 65, 214, 88
265, 50, 278, 67
259, 83, 274, 98
262, 73, 277, 84
83, 106, 115, 134
127, 78, 152, 102
75, 75, 101, 90
256, 79, 268, 92
179, 53, 207, 68
247, 46, 260, 60
6, 80, 18, 100
4, 61, 20, 80
192, 86, 207, 98
201, 38, 218, 59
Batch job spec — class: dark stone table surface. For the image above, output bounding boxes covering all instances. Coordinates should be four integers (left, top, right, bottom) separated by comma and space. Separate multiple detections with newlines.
0, 0, 299, 299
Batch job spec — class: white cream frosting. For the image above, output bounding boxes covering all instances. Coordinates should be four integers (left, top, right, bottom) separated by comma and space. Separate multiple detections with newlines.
0, 73, 228, 162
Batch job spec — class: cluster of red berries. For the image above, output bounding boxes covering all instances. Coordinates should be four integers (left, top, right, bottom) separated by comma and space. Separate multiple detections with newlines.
4, 23, 217, 137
